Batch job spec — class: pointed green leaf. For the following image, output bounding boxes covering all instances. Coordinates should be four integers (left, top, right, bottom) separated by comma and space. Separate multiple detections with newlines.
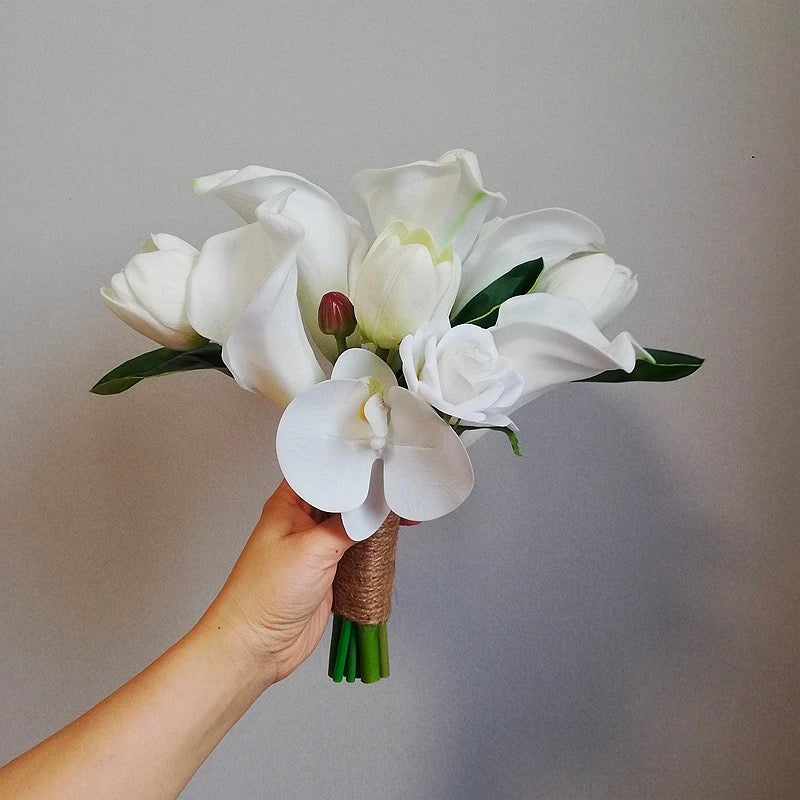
582, 348, 704, 383
455, 424, 523, 457
91, 342, 231, 395
451, 258, 545, 328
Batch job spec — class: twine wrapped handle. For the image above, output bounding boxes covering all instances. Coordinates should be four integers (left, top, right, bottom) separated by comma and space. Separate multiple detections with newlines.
333, 512, 399, 625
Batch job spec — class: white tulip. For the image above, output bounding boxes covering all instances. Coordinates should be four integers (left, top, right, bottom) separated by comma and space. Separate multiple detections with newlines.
276, 348, 474, 541
351, 222, 461, 349
399, 321, 524, 428
534, 252, 637, 328
101, 234, 203, 351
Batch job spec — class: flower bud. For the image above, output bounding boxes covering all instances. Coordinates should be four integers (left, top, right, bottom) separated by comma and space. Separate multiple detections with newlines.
317, 291, 357, 338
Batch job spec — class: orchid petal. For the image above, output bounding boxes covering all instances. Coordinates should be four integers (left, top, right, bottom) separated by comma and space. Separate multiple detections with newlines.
330, 347, 398, 389
276, 379, 378, 512
491, 294, 643, 408
455, 209, 605, 315
352, 150, 506, 259
382, 387, 474, 520
341, 461, 392, 541
143, 233, 199, 258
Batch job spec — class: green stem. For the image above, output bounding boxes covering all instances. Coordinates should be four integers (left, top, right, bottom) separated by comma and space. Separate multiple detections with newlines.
334, 333, 348, 358
378, 622, 390, 678
374, 346, 390, 361
357, 624, 381, 684
331, 618, 351, 682
328, 615, 343, 678
345, 627, 358, 682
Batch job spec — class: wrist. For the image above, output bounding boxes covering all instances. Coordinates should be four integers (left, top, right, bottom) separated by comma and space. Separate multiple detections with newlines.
192, 600, 279, 698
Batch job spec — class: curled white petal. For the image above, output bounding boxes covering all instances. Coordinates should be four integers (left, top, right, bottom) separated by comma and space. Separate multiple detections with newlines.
352, 149, 506, 259
455, 208, 605, 316
491, 293, 643, 409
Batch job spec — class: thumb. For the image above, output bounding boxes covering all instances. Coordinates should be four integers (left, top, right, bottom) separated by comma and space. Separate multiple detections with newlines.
299, 513, 355, 565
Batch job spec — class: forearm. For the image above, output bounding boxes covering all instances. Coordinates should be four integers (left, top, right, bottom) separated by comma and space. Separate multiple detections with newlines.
0, 613, 269, 800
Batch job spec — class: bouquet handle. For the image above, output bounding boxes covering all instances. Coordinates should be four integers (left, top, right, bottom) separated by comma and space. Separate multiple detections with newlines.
328, 513, 399, 683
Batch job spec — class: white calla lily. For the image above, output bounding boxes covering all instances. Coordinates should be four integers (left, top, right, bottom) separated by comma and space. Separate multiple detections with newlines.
101, 234, 203, 351
454, 208, 605, 316
351, 222, 461, 349
276, 348, 474, 541
534, 252, 637, 328
193, 165, 359, 361
352, 149, 506, 260
187, 195, 325, 407
490, 293, 651, 410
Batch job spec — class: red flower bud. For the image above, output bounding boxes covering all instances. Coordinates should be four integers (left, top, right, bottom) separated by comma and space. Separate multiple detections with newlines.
318, 291, 357, 338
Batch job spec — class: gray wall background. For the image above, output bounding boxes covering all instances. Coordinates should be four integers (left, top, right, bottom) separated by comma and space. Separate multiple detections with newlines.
1, 2, 797, 798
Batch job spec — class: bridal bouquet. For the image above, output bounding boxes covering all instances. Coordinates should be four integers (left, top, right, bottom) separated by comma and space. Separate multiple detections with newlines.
93, 149, 702, 684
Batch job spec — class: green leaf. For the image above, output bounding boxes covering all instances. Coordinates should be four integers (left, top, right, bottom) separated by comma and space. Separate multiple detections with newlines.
581, 348, 704, 383
455, 424, 522, 457
451, 258, 545, 328
91, 342, 231, 395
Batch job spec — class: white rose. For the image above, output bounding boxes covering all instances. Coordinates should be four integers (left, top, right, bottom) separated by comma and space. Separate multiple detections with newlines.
351, 222, 461, 349
399, 321, 524, 428
534, 252, 637, 328
101, 234, 203, 350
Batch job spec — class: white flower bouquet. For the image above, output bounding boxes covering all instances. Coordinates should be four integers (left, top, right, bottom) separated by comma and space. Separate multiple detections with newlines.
93, 150, 702, 684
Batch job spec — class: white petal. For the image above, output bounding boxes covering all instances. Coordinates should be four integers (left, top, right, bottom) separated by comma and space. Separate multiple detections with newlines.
223, 237, 325, 407
491, 294, 642, 407
346, 214, 370, 293
330, 347, 398, 388
100, 283, 200, 351
145, 233, 199, 258
352, 150, 506, 259
341, 461, 392, 541
187, 212, 304, 345
123, 251, 194, 331
193, 166, 352, 361
276, 379, 378, 512
455, 209, 605, 315
382, 387, 474, 520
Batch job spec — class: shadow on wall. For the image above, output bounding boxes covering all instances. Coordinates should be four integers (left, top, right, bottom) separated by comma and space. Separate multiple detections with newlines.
390, 387, 733, 799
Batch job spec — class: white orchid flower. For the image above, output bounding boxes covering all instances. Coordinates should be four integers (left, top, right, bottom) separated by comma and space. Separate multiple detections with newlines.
101, 234, 203, 351
399, 320, 524, 428
276, 348, 474, 541
534, 252, 638, 328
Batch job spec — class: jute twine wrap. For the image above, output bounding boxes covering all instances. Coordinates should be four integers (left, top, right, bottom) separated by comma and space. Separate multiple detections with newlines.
333, 512, 400, 625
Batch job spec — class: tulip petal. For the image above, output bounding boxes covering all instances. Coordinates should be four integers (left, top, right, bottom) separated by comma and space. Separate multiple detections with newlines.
124, 251, 195, 331
382, 387, 474, 520
491, 294, 643, 407
276, 379, 378, 512
101, 281, 200, 351
194, 165, 352, 361
455, 209, 605, 315
352, 150, 506, 260
331, 347, 398, 389
341, 461, 392, 541
143, 233, 199, 258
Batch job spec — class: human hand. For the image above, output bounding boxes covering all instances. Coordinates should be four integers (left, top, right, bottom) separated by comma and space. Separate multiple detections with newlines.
200, 481, 354, 688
